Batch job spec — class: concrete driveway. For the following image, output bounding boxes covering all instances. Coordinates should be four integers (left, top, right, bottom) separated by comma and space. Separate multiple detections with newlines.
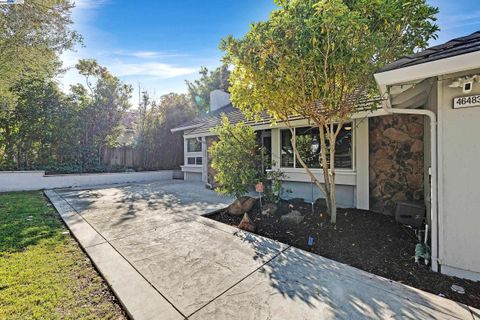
45, 180, 478, 320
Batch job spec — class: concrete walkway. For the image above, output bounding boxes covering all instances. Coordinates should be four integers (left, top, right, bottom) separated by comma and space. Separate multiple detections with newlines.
45, 181, 479, 320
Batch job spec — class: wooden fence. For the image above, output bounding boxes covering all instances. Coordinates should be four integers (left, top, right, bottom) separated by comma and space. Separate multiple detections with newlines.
102, 146, 183, 171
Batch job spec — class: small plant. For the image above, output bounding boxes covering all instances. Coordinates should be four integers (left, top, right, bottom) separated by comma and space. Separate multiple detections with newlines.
210, 116, 260, 199
263, 167, 289, 204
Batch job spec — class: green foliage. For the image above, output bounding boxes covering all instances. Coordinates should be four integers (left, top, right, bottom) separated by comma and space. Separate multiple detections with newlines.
210, 116, 260, 199
222, 0, 439, 121
134, 92, 196, 170
0, 59, 132, 172
186, 65, 230, 114
0, 1, 131, 173
73, 59, 133, 150
222, 0, 438, 222
263, 168, 288, 204
0, 192, 125, 319
0, 0, 81, 118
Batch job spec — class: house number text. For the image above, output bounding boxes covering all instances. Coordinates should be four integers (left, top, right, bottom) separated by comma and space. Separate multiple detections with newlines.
453, 95, 480, 109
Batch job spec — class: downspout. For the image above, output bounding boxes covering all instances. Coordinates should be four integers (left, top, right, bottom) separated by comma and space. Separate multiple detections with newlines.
381, 96, 439, 272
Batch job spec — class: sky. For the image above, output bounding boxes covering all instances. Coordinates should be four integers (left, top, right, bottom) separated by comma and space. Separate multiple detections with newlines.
59, 0, 480, 107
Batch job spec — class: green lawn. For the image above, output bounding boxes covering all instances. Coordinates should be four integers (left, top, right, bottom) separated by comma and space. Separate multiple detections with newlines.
0, 192, 126, 320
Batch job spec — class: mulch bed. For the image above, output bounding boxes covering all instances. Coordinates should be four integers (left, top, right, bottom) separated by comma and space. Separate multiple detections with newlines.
206, 199, 480, 308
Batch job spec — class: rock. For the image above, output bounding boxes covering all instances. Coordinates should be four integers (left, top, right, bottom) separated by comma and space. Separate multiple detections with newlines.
376, 158, 394, 171
261, 203, 278, 216
392, 192, 407, 202
410, 140, 423, 153
374, 149, 389, 160
228, 196, 255, 216
281, 210, 304, 224
238, 213, 255, 232
407, 122, 424, 138
406, 174, 422, 189
384, 128, 411, 142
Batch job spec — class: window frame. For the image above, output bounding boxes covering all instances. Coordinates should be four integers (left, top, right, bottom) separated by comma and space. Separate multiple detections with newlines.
186, 138, 202, 153
279, 122, 355, 172
185, 137, 203, 167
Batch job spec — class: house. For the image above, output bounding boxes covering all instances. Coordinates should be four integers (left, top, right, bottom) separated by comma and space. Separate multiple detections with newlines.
172, 31, 480, 281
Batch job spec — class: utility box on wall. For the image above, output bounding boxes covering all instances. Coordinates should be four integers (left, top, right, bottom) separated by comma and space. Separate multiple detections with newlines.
395, 201, 426, 228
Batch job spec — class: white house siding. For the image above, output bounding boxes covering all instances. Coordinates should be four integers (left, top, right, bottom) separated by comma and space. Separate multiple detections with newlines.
184, 171, 202, 181
437, 69, 480, 280
281, 181, 355, 207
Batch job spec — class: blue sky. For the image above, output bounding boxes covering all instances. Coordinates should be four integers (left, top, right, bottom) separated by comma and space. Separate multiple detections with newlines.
60, 0, 480, 106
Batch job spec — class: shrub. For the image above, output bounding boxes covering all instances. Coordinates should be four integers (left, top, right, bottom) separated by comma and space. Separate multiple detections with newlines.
263, 168, 288, 204
210, 116, 261, 199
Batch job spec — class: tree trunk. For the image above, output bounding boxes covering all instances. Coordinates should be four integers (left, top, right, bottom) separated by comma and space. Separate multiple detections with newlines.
289, 121, 340, 224
328, 124, 337, 224
319, 124, 336, 223
289, 126, 328, 198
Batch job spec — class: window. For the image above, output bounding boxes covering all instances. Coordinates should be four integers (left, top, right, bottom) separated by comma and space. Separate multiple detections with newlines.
280, 123, 353, 169
256, 130, 272, 171
186, 138, 203, 166
187, 157, 202, 165
296, 127, 321, 169
281, 130, 294, 168
187, 138, 202, 153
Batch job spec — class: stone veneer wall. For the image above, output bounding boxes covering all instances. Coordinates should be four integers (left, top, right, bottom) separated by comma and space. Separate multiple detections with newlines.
206, 136, 219, 189
369, 115, 424, 215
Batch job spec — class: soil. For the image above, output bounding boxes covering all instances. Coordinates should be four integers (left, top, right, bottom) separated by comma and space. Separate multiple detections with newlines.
206, 199, 480, 308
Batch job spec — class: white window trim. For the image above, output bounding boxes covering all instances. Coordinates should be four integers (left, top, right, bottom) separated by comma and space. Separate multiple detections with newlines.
184, 138, 203, 167
278, 121, 356, 173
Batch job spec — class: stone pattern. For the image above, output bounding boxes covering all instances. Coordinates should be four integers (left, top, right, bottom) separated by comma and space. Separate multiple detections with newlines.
206, 136, 219, 189
369, 115, 424, 215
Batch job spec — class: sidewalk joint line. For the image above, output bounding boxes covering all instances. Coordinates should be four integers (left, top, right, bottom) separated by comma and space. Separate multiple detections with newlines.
51, 190, 188, 319
186, 244, 291, 319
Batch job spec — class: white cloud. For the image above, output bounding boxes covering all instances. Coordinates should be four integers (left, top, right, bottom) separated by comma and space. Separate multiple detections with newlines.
58, 0, 213, 105
112, 50, 189, 59
439, 10, 480, 30
109, 62, 196, 79
129, 51, 161, 58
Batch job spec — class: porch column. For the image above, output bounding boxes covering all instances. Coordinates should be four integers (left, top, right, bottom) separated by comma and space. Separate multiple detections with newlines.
356, 119, 369, 210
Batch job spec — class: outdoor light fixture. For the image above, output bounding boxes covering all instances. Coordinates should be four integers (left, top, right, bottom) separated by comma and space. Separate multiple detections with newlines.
449, 75, 479, 94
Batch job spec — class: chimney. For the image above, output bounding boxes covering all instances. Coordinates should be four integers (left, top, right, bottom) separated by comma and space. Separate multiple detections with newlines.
210, 89, 231, 112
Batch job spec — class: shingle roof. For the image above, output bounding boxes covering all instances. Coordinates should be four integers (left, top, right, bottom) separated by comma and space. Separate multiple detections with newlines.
173, 95, 381, 136
181, 104, 274, 136
378, 31, 480, 73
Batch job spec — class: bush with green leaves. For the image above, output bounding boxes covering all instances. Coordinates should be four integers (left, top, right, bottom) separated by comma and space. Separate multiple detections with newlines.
209, 116, 261, 199
263, 168, 288, 204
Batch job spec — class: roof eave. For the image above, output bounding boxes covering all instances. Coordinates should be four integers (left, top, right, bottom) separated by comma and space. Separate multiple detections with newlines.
375, 51, 480, 88
170, 123, 203, 133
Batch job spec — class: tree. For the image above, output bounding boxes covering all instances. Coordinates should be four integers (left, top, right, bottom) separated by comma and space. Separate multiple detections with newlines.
72, 59, 133, 167
0, 0, 80, 167
4, 77, 69, 168
186, 65, 230, 114
222, 0, 438, 223
136, 92, 196, 170
210, 116, 260, 199
0, 0, 80, 90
